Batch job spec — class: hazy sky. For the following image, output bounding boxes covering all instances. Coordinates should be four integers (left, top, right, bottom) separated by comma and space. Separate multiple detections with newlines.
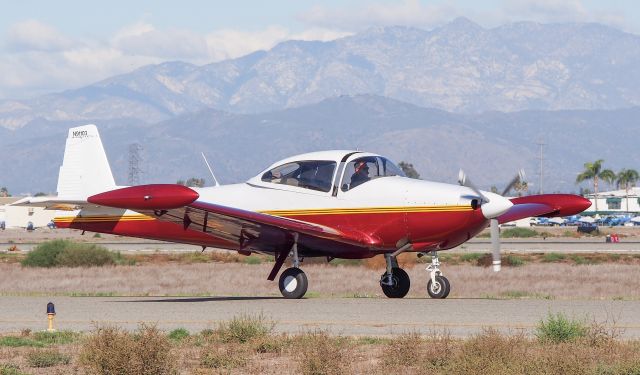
1, 0, 638, 99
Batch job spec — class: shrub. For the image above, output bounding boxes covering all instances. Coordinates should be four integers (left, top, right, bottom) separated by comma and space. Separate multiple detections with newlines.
217, 313, 273, 344
21, 240, 68, 267
200, 344, 248, 369
22, 240, 118, 268
54, 245, 116, 267
501, 227, 538, 238
297, 331, 351, 375
80, 324, 175, 375
543, 252, 566, 262
32, 330, 80, 345
0, 336, 45, 347
503, 255, 525, 267
536, 312, 588, 343
168, 328, 189, 342
0, 364, 28, 375
382, 332, 423, 367
26, 349, 70, 367
460, 253, 484, 262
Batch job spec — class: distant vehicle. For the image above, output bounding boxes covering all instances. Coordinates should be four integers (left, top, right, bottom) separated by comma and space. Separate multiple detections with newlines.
26, 221, 34, 231
563, 215, 581, 226
547, 217, 566, 226
577, 222, 598, 234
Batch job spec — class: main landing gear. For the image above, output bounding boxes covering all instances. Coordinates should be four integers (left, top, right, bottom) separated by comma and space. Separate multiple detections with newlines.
380, 254, 410, 298
379, 251, 451, 299
276, 234, 308, 299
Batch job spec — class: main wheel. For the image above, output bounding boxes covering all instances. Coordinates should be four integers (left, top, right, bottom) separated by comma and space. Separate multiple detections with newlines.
427, 275, 450, 299
380, 267, 410, 298
278, 267, 308, 299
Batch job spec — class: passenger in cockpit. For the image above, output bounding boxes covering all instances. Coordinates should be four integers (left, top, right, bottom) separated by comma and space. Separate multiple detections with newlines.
350, 160, 370, 189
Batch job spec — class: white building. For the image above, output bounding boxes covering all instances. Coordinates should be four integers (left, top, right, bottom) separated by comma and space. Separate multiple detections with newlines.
0, 197, 57, 229
582, 187, 640, 215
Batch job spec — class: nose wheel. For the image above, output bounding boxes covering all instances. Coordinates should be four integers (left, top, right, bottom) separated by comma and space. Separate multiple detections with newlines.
426, 251, 451, 299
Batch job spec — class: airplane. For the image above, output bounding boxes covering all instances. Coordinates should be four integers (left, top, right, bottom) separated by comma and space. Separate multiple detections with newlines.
15, 125, 591, 299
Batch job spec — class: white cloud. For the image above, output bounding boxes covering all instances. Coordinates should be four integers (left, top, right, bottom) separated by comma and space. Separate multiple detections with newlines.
501, 0, 628, 28
113, 21, 209, 60
203, 26, 351, 61
6, 19, 74, 52
0, 19, 352, 99
298, 0, 458, 31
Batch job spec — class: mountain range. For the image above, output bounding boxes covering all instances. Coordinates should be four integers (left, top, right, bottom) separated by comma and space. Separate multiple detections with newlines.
1, 18, 639, 195
1, 94, 638, 195
3, 18, 640, 129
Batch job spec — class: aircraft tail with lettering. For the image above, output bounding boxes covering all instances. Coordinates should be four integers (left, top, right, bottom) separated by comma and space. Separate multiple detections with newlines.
56, 124, 117, 199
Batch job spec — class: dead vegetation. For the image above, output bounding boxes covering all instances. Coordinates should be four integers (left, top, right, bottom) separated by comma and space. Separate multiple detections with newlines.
1, 260, 640, 299
1, 314, 640, 374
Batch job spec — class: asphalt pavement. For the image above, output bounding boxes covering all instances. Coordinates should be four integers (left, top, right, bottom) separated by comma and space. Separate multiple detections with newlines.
2, 296, 639, 337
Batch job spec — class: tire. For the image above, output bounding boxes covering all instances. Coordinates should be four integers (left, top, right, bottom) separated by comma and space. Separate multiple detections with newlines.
278, 268, 308, 299
380, 267, 410, 298
427, 275, 451, 299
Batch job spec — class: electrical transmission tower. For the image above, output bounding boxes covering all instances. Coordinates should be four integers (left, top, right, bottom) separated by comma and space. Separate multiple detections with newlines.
536, 138, 546, 194
128, 143, 143, 186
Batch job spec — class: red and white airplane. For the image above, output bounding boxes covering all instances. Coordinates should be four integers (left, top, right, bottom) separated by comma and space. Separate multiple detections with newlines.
16, 125, 591, 299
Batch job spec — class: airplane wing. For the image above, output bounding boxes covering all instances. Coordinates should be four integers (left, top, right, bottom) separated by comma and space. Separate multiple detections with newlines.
498, 194, 591, 224
87, 184, 382, 253
11, 196, 114, 211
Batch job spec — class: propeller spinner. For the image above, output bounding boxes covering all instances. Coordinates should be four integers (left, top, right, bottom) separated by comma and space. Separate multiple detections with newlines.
458, 169, 525, 272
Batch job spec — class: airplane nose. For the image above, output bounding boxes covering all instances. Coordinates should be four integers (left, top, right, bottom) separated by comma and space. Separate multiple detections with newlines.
481, 192, 513, 219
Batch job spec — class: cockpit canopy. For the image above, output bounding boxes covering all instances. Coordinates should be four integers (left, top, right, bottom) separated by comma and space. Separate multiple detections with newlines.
261, 160, 336, 192
341, 156, 405, 191
255, 151, 405, 194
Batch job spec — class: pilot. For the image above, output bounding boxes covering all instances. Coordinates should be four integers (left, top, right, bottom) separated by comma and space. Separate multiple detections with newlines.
350, 160, 370, 189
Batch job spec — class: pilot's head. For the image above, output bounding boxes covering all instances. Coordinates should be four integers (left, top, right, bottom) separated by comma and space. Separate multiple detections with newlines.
355, 161, 369, 174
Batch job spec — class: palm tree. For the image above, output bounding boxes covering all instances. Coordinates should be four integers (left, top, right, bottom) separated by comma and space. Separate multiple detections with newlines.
616, 169, 640, 212
575, 159, 615, 212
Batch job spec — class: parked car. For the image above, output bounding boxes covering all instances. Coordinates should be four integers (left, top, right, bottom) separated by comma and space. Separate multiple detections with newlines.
577, 222, 598, 234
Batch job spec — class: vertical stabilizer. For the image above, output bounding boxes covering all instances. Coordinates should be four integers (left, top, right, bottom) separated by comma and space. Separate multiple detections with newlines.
56, 125, 116, 198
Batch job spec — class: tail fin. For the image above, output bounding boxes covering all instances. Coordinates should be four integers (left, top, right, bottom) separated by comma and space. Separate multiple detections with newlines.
56, 125, 116, 199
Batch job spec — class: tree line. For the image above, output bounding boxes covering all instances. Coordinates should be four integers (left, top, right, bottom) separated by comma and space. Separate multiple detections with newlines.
576, 159, 639, 212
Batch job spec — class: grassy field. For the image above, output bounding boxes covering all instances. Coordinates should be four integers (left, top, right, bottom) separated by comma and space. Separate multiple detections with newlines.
1, 250, 640, 299
0, 313, 638, 375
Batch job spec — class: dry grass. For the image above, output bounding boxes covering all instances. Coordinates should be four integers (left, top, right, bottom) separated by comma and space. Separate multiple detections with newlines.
1, 261, 640, 299
79, 324, 175, 375
1, 316, 640, 375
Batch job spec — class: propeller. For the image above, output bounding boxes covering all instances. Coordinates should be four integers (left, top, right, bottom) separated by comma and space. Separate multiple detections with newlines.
458, 169, 526, 272
458, 170, 489, 203
501, 169, 526, 196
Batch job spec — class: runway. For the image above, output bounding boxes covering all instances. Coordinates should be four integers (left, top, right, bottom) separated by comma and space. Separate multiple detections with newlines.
2, 296, 639, 337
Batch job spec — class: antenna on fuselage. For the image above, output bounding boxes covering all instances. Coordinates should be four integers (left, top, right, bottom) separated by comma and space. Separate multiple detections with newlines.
201, 152, 220, 187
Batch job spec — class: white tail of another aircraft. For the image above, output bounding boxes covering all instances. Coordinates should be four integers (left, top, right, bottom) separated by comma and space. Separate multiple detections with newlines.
56, 124, 116, 199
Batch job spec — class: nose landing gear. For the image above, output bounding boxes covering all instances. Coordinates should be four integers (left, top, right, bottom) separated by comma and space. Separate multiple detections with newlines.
425, 251, 450, 299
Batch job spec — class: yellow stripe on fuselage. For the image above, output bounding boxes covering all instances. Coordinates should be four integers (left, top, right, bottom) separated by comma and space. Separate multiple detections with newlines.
53, 205, 473, 222
260, 205, 472, 217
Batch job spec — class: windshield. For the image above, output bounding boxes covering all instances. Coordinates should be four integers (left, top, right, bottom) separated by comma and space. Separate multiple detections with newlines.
261, 160, 336, 192
341, 156, 405, 191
